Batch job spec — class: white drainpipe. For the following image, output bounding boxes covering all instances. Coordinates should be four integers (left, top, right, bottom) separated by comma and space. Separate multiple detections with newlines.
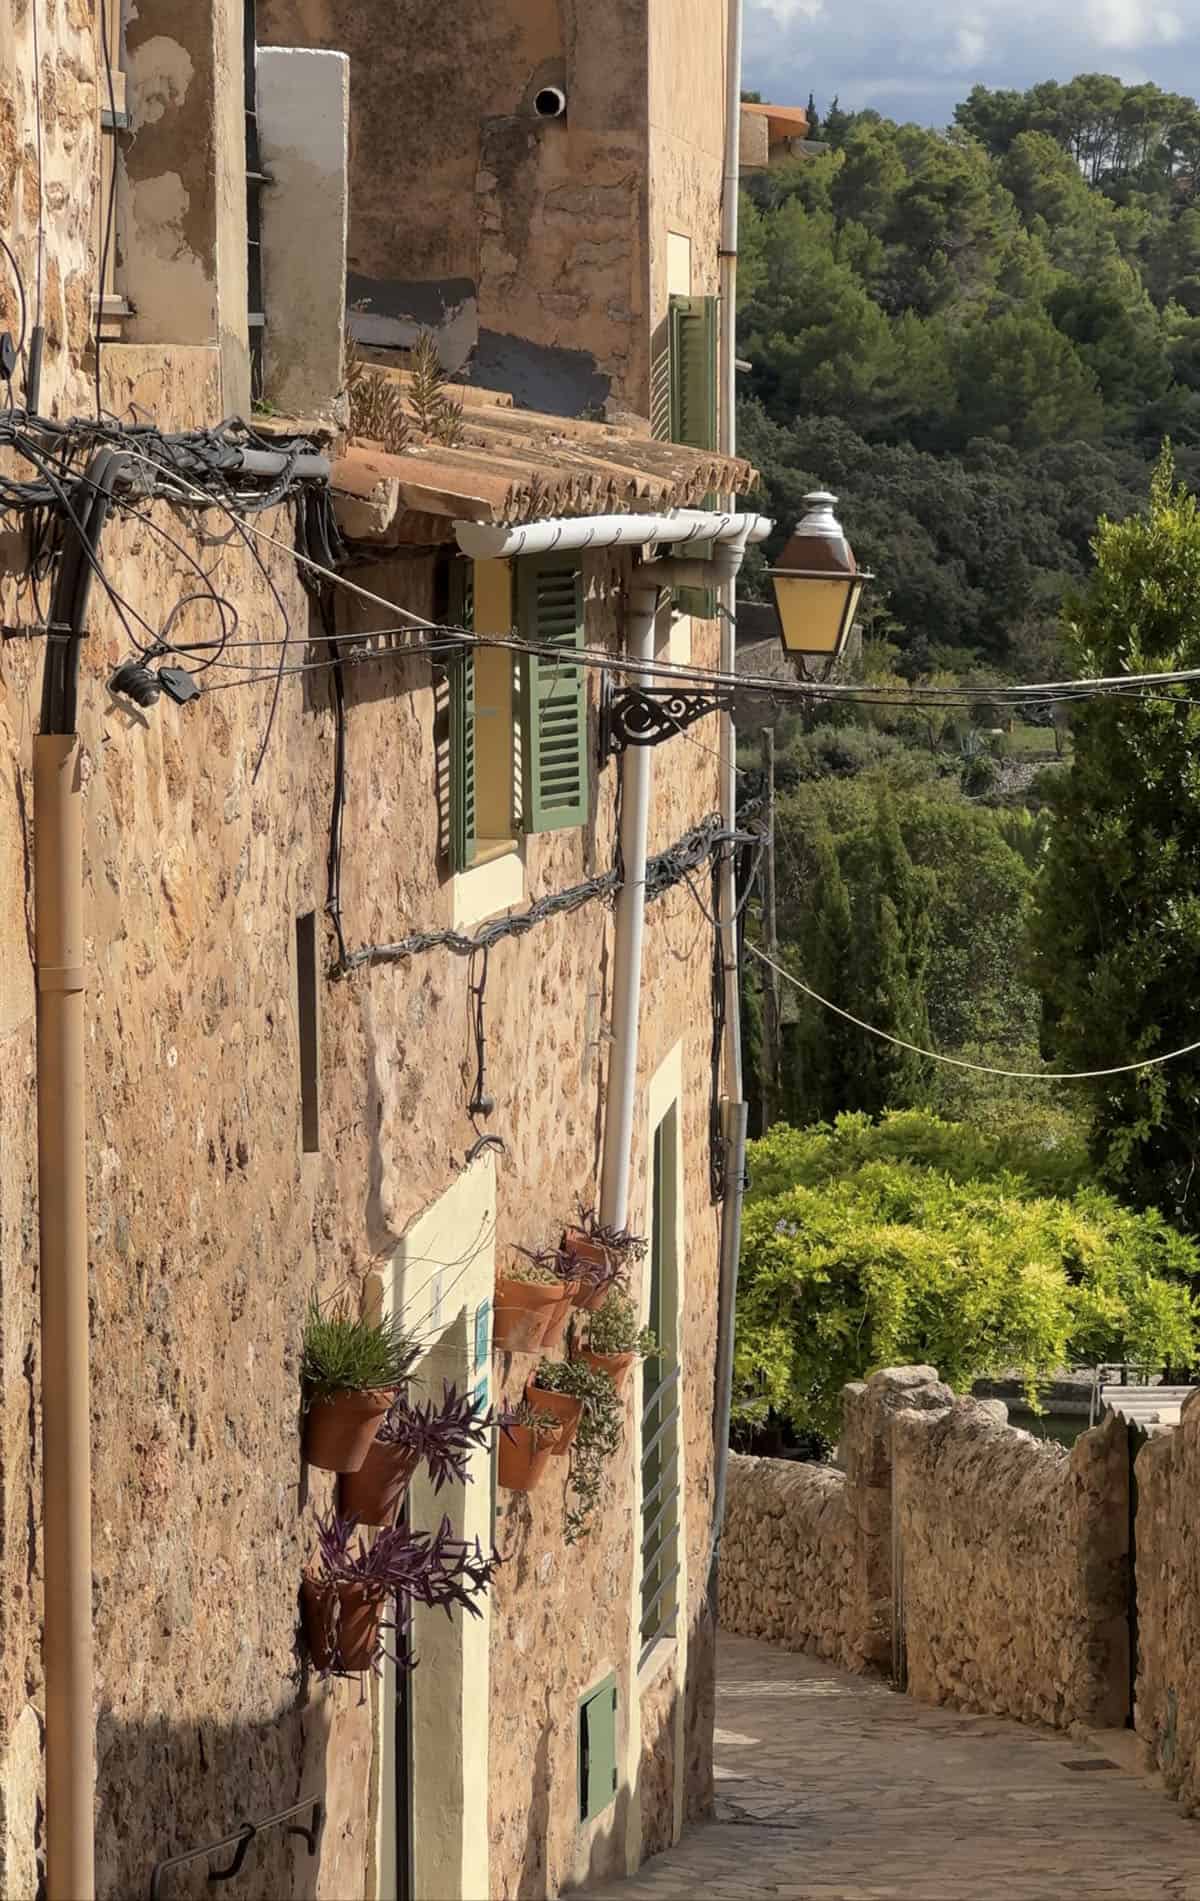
598, 531, 753, 1230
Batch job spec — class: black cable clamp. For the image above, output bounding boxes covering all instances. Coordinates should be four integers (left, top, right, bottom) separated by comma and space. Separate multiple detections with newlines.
148, 1796, 324, 1899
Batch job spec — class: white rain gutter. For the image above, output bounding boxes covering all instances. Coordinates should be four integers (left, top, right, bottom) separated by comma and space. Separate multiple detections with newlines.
710, 0, 748, 1576
454, 509, 771, 562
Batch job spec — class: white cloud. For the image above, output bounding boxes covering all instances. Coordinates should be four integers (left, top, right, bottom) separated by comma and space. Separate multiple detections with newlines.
743, 0, 1200, 127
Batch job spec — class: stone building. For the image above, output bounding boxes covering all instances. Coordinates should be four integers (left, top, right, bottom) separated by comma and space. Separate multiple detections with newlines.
0, 1, 762, 1898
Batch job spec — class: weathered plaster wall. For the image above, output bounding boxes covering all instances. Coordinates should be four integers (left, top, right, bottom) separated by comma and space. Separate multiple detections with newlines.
1134, 1393, 1200, 1809
648, 0, 725, 320
257, 0, 653, 415
0, 495, 723, 1895
894, 1400, 1131, 1730
0, 0, 248, 423
719, 1453, 857, 1665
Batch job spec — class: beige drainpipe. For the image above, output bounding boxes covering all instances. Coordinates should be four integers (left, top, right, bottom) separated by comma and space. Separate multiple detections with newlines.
35, 733, 95, 1901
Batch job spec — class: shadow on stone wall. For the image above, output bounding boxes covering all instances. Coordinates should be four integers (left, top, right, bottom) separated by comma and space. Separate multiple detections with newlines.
97, 1696, 331, 1901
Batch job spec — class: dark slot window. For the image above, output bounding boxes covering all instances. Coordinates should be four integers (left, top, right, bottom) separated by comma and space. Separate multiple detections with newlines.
296, 912, 320, 1153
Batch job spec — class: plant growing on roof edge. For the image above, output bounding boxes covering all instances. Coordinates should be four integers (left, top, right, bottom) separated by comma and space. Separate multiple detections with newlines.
531, 1358, 625, 1544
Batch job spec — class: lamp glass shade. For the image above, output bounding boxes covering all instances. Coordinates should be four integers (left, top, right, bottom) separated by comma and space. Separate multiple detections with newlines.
772, 573, 862, 655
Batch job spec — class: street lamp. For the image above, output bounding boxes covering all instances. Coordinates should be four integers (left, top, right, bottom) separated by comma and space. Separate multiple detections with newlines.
768, 491, 871, 660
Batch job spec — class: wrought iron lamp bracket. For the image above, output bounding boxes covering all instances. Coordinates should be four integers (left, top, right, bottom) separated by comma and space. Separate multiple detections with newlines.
599, 677, 737, 763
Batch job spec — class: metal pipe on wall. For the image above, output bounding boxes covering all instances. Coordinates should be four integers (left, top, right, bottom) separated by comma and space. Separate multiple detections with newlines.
35, 731, 94, 1901
710, 0, 748, 1579
599, 576, 660, 1231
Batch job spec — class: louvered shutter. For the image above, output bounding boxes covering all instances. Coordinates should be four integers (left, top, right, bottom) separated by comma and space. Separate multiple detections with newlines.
519, 556, 588, 834
667, 295, 719, 618
448, 559, 477, 871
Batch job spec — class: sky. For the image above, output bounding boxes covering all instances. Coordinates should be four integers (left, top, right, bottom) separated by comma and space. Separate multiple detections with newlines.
742, 0, 1200, 131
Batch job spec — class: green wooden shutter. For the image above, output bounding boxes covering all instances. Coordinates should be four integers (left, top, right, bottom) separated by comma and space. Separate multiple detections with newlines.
579, 1676, 618, 1821
668, 294, 718, 450
667, 294, 719, 618
519, 556, 588, 833
448, 559, 477, 871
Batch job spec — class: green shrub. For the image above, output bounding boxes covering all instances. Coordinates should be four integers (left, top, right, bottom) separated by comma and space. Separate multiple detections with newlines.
301, 1296, 419, 1405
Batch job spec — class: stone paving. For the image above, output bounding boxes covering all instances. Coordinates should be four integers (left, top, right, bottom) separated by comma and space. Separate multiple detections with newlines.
588, 1634, 1200, 1900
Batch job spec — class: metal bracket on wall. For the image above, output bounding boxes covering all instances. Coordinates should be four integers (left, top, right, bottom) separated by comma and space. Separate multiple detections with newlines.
598, 676, 737, 764
148, 1797, 324, 1899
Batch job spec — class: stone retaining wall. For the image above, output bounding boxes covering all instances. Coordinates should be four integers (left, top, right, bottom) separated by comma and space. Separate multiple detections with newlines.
893, 1399, 1130, 1729
722, 1367, 1131, 1736
718, 1454, 856, 1664
1134, 1392, 1200, 1810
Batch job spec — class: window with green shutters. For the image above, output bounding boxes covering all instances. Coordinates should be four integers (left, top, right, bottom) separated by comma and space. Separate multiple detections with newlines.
653, 292, 720, 618
518, 554, 589, 834
448, 559, 477, 872
579, 1675, 618, 1822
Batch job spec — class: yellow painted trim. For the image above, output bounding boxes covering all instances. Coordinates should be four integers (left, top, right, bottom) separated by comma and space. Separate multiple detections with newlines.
666, 231, 693, 299
369, 1157, 496, 1901
452, 845, 524, 930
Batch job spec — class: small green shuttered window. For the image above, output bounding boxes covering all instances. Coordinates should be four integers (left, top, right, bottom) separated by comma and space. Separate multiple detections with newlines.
518, 555, 588, 834
653, 293, 720, 618
579, 1675, 618, 1822
448, 559, 477, 872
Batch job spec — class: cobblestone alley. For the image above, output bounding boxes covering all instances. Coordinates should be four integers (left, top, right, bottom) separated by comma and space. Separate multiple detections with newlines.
586, 1635, 1200, 1900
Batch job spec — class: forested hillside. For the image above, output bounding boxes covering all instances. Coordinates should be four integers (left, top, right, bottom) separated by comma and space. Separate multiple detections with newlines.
739, 76, 1200, 671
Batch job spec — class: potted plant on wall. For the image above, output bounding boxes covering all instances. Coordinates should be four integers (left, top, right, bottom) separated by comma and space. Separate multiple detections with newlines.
301, 1296, 420, 1473
527, 1361, 586, 1452
493, 1249, 579, 1351
564, 1211, 647, 1311
301, 1511, 500, 1676
339, 1383, 497, 1527
576, 1291, 658, 1392
496, 1401, 565, 1493
529, 1358, 625, 1543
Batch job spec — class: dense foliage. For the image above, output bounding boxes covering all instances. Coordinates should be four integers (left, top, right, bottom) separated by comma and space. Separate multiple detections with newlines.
1030, 457, 1200, 1229
735, 1114, 1199, 1437
741, 76, 1200, 667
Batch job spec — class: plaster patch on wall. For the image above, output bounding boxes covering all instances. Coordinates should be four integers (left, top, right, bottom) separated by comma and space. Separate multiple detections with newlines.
125, 35, 195, 127
346, 272, 478, 371
471, 329, 609, 417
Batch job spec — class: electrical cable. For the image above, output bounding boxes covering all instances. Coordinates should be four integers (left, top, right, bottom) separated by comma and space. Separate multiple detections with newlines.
745, 941, 1200, 1082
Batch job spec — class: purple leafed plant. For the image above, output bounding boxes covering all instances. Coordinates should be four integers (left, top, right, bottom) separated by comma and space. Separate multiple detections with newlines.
576, 1205, 649, 1266
313, 1512, 502, 1619
377, 1382, 497, 1492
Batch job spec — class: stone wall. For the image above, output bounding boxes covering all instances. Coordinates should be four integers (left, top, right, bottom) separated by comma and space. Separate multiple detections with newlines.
718, 1454, 856, 1664
721, 1368, 1131, 1739
1134, 1392, 1200, 1810
893, 1399, 1130, 1730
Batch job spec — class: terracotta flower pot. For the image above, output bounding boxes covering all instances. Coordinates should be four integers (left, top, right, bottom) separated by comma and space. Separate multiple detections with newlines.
497, 1423, 554, 1492
301, 1577, 384, 1673
562, 1230, 611, 1307
494, 1276, 572, 1352
578, 1348, 637, 1392
338, 1440, 421, 1527
527, 1383, 584, 1454
539, 1282, 581, 1349
303, 1389, 393, 1473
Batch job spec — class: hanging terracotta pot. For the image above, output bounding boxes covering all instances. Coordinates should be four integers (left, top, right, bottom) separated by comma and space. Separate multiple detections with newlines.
301, 1577, 384, 1673
497, 1423, 554, 1492
303, 1389, 393, 1473
540, 1282, 581, 1348
526, 1383, 584, 1454
494, 1276, 573, 1352
577, 1348, 636, 1392
562, 1230, 611, 1308
338, 1440, 421, 1527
